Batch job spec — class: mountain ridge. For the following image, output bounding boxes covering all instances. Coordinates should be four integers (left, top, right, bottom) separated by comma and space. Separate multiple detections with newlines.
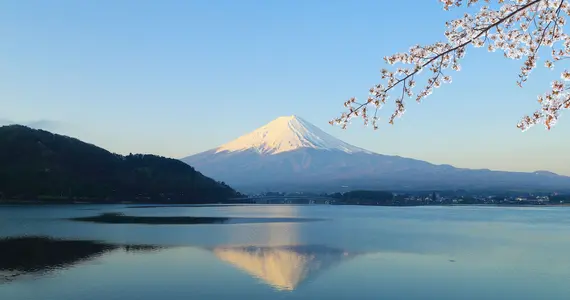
182, 116, 570, 193
0, 125, 239, 202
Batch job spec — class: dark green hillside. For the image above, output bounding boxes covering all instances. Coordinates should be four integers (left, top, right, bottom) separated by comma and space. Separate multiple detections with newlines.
0, 125, 238, 203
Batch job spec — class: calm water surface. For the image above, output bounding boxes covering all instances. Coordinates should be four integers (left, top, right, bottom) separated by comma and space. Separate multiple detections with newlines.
1, 204, 570, 299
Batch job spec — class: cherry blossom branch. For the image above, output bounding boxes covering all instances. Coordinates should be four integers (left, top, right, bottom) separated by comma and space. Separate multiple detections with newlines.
331, 0, 570, 132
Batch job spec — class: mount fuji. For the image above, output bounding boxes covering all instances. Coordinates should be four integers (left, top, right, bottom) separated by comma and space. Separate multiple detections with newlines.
182, 115, 570, 193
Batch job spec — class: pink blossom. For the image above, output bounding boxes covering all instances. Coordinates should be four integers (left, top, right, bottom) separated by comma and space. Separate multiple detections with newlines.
331, 0, 570, 131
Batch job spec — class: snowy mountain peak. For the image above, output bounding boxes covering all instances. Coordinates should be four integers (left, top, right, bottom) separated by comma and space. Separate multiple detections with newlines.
214, 115, 372, 155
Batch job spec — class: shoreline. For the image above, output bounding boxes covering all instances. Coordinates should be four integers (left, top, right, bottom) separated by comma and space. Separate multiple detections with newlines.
1, 201, 570, 208
0, 200, 255, 206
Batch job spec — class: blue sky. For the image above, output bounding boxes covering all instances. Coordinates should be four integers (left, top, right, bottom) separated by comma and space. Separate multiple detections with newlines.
1, 0, 569, 175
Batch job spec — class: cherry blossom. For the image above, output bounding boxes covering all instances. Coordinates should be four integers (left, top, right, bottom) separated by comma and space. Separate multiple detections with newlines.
330, 0, 570, 131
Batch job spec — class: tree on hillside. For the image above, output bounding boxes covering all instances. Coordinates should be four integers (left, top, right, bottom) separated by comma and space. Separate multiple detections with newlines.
331, 0, 570, 132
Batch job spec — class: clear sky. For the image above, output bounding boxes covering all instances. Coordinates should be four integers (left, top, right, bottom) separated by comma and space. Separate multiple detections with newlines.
1, 0, 569, 175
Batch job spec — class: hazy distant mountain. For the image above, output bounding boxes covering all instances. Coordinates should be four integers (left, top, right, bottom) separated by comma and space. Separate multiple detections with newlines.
182, 116, 570, 193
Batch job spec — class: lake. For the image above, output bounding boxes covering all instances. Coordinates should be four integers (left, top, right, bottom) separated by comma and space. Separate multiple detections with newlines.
1, 204, 570, 299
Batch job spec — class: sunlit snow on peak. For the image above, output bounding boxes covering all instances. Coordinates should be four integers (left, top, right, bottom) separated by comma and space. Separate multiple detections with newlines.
215, 115, 372, 155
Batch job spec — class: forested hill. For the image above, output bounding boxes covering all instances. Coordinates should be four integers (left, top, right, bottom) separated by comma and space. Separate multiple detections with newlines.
0, 125, 239, 203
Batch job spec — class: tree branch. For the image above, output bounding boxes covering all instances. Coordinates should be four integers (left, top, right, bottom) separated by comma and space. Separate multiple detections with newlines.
340, 0, 542, 124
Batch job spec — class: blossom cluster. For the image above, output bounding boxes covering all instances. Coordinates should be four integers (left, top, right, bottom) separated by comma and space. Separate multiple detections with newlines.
331, 0, 570, 131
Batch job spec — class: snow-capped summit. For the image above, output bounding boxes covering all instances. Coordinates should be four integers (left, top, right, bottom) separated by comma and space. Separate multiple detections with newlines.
214, 115, 371, 155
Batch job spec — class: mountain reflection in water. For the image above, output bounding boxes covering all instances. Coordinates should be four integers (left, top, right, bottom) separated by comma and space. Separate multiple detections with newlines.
0, 236, 163, 283
212, 244, 358, 291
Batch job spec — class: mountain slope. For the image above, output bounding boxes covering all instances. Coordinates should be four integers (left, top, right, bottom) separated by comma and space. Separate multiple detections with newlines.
182, 116, 570, 193
0, 125, 238, 202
